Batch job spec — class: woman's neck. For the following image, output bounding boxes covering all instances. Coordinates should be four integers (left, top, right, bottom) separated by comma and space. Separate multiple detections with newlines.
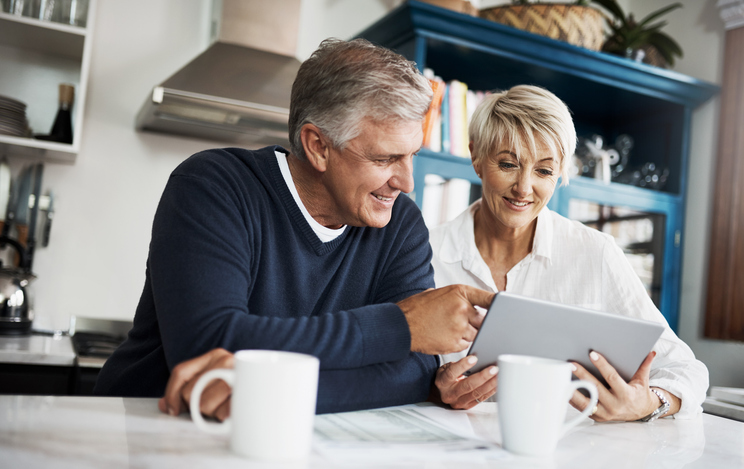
473, 204, 537, 290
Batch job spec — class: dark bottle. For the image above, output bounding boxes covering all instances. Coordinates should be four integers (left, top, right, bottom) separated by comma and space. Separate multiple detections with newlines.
35, 84, 74, 144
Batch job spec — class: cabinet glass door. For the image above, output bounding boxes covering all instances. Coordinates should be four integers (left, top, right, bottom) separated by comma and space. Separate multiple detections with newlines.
568, 199, 665, 308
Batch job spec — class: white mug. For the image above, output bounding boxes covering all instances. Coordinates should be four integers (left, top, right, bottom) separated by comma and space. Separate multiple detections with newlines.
497, 354, 598, 457
190, 349, 320, 462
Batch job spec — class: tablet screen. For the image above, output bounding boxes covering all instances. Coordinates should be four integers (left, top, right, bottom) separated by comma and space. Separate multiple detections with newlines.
465, 292, 665, 383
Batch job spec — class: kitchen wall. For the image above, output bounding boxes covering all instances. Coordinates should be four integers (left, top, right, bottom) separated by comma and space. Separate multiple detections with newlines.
28, 0, 743, 388
30, 0, 397, 331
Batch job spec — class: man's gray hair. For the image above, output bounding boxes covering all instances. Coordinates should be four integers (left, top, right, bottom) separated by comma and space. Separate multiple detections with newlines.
288, 38, 433, 160
468, 85, 576, 184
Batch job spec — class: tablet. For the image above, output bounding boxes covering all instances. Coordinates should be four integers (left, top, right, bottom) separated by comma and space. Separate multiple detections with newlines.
465, 292, 665, 384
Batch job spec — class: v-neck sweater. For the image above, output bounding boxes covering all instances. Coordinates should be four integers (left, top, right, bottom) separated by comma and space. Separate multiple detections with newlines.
94, 146, 437, 413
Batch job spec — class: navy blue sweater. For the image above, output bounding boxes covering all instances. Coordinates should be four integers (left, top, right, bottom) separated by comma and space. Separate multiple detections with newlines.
94, 146, 438, 413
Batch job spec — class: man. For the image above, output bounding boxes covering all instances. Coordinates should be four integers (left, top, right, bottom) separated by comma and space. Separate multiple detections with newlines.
95, 38, 497, 416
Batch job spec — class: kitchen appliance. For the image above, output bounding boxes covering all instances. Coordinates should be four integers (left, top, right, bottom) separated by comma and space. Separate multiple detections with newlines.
0, 236, 35, 335
0, 163, 44, 335
69, 316, 131, 394
134, 0, 301, 146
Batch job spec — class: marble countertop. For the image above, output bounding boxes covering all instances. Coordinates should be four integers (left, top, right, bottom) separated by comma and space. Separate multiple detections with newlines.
0, 334, 76, 366
1, 395, 743, 468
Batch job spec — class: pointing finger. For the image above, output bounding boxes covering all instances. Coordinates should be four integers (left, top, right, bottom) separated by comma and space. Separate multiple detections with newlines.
461, 285, 495, 310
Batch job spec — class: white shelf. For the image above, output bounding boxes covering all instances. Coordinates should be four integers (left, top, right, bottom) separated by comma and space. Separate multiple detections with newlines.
0, 10, 88, 34
0, 134, 76, 164
0, 0, 95, 164
0, 12, 87, 60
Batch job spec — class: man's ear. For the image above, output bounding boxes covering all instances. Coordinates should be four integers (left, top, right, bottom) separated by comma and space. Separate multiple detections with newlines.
301, 124, 330, 173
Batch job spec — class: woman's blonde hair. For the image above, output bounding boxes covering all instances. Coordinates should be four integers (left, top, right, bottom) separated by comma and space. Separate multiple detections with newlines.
468, 85, 576, 184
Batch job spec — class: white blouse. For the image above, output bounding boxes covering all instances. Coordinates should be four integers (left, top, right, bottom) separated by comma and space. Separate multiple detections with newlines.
429, 200, 708, 419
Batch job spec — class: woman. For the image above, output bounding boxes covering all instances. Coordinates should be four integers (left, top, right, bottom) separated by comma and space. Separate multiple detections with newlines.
431, 85, 708, 422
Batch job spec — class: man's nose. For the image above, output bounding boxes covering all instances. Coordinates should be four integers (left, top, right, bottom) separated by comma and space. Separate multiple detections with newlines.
391, 155, 415, 194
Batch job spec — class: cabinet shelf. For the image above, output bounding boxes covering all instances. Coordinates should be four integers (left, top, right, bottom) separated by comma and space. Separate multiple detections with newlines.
0, 12, 87, 60
0, 1, 95, 164
0, 134, 76, 164
358, 0, 718, 330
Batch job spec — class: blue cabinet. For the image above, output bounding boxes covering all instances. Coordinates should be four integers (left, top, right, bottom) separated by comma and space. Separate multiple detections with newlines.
356, 1, 718, 331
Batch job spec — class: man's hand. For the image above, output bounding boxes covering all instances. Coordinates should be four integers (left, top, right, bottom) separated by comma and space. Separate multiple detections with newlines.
569, 351, 681, 422
158, 348, 235, 422
397, 285, 494, 355
433, 355, 498, 410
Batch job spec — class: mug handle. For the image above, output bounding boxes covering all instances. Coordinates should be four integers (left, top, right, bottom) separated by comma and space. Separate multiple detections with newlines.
562, 380, 598, 435
190, 368, 234, 435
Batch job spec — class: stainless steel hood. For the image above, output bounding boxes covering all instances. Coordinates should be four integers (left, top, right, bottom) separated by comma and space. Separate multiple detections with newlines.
135, 0, 303, 146
135, 43, 300, 146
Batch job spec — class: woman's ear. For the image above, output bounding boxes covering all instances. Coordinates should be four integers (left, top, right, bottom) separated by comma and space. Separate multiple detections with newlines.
470, 142, 481, 179
301, 124, 330, 173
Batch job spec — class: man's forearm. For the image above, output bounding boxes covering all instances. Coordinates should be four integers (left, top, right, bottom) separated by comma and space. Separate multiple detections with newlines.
315, 352, 437, 414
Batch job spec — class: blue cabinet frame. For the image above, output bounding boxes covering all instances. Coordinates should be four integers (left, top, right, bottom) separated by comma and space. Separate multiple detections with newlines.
356, 1, 717, 331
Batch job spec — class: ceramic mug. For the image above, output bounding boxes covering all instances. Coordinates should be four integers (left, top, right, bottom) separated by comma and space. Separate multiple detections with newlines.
497, 354, 598, 457
190, 349, 319, 462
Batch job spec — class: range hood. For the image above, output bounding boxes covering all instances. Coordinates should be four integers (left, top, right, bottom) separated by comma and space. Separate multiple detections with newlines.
135, 0, 302, 146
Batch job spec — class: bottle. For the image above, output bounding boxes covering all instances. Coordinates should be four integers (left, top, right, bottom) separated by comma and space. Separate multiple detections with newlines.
35, 83, 74, 144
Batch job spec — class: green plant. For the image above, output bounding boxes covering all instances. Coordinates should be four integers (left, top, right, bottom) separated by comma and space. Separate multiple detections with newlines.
592, 0, 684, 67
506, 0, 683, 67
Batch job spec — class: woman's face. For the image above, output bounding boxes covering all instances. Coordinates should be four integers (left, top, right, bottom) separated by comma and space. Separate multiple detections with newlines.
474, 140, 560, 233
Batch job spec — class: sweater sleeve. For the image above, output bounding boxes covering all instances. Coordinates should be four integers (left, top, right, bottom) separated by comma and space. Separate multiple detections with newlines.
149, 158, 435, 382
316, 352, 437, 414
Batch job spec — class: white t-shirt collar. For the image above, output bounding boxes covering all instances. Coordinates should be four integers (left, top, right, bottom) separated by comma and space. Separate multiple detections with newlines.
275, 151, 346, 243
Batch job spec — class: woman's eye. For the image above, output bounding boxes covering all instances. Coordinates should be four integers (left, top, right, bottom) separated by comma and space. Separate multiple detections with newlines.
538, 169, 554, 176
499, 162, 517, 169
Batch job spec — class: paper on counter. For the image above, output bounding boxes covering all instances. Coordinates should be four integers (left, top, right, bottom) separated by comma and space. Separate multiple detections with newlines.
313, 403, 508, 463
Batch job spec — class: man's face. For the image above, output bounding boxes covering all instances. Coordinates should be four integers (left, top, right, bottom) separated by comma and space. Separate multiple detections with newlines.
321, 118, 423, 228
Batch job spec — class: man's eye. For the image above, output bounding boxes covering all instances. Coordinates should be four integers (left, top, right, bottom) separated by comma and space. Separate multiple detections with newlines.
379, 156, 401, 165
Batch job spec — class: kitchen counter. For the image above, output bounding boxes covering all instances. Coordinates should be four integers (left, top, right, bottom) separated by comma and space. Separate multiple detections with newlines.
1, 395, 743, 468
0, 333, 75, 366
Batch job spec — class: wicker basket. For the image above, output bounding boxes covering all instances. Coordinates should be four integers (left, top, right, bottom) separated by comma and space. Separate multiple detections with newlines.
479, 4, 605, 51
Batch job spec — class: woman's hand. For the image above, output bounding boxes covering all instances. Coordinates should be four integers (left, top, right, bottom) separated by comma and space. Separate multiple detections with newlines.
569, 351, 680, 422
432, 355, 498, 410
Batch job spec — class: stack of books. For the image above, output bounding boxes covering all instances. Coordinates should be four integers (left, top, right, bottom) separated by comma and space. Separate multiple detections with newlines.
422, 69, 490, 158
703, 387, 744, 421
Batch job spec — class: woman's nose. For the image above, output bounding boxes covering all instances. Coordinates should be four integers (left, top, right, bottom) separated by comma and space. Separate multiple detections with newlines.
512, 170, 533, 197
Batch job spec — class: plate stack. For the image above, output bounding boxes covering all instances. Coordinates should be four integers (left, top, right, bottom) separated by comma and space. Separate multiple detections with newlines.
0, 95, 31, 138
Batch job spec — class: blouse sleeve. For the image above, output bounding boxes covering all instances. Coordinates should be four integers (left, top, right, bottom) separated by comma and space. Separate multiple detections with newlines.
600, 238, 709, 419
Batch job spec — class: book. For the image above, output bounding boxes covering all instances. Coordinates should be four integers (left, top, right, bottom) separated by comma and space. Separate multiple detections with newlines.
448, 80, 467, 157
441, 84, 450, 154
703, 396, 744, 422
423, 76, 446, 151
710, 387, 744, 407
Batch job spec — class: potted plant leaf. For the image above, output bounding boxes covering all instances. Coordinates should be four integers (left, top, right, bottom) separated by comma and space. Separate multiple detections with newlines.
592, 0, 684, 67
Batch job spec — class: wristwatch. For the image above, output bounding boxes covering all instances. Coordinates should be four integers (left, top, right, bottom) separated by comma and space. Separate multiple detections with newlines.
638, 388, 670, 422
